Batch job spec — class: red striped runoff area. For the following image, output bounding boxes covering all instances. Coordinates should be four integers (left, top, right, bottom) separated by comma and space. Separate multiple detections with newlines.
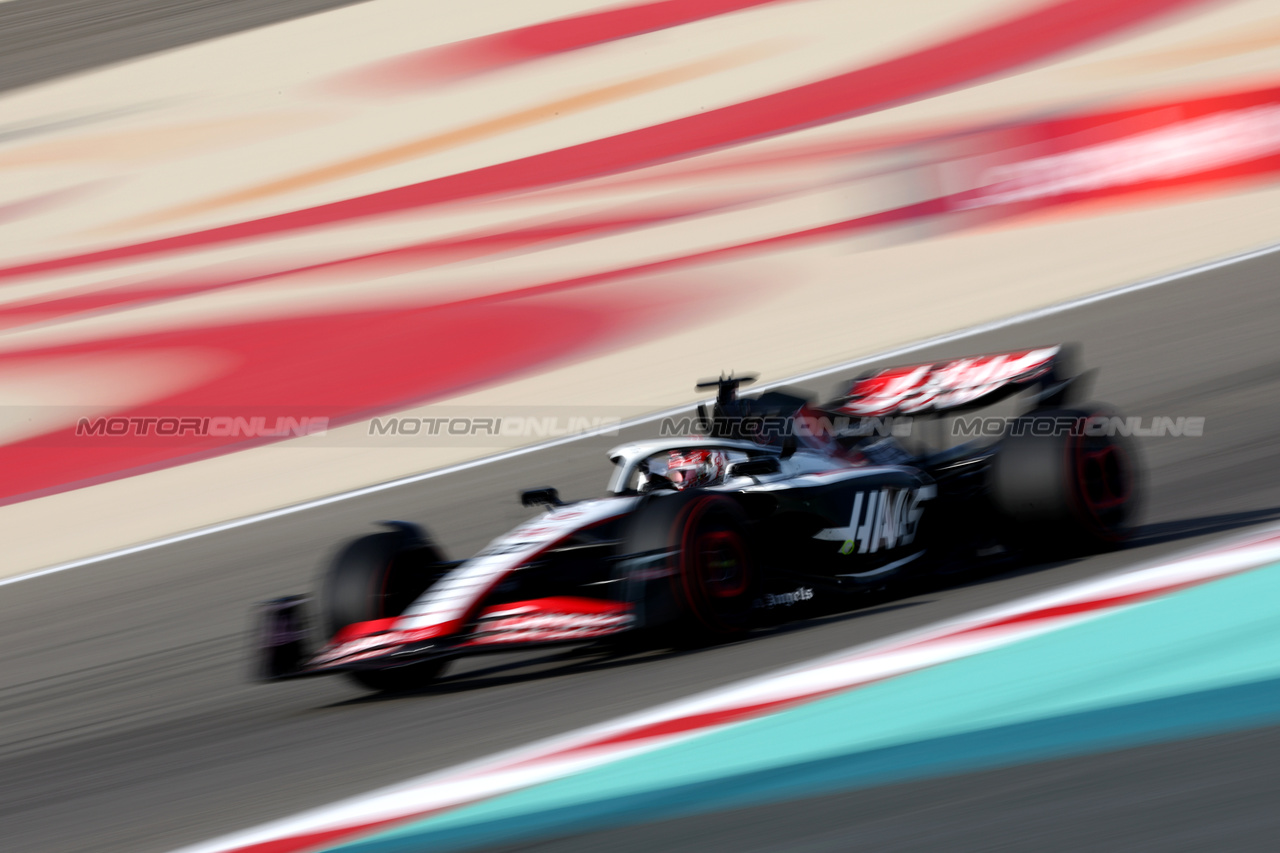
173, 525, 1280, 853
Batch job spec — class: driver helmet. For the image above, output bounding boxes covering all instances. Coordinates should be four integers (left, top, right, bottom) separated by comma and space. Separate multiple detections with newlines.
666, 449, 729, 489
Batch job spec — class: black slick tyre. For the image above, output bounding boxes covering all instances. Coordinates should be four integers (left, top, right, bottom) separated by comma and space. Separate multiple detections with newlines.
322, 526, 448, 692
625, 492, 759, 645
989, 407, 1140, 556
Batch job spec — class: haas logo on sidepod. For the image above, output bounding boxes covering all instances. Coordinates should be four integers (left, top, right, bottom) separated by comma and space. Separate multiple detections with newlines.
814, 485, 936, 555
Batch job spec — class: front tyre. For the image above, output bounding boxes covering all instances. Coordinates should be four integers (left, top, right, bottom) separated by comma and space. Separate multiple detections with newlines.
322, 525, 449, 692
625, 493, 759, 644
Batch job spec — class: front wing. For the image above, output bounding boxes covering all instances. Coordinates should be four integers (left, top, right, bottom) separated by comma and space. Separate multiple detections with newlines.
257, 595, 638, 680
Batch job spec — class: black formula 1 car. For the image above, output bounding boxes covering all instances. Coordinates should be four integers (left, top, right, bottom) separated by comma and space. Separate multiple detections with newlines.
257, 345, 1139, 692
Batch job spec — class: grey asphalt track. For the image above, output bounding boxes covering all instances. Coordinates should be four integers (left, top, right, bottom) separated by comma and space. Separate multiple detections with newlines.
0, 0, 371, 94
1, 245, 1279, 853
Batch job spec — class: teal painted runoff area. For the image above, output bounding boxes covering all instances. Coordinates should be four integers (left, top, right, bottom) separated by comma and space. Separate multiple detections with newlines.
332, 560, 1280, 852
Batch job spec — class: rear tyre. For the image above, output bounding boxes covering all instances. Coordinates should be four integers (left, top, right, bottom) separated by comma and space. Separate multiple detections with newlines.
322, 525, 449, 692
989, 407, 1140, 556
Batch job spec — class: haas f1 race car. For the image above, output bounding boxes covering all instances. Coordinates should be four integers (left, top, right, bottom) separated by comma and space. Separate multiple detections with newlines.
257, 346, 1139, 692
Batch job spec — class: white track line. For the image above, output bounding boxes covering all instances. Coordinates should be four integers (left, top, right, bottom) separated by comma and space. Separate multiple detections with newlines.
4, 238, 1278, 590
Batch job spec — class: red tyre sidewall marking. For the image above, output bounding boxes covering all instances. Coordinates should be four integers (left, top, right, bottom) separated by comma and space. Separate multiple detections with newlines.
671, 496, 749, 632
1069, 418, 1132, 539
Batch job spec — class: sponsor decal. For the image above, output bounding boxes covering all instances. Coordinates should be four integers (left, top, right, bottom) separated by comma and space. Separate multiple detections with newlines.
469, 610, 633, 644
310, 634, 396, 665
839, 349, 1058, 417
814, 485, 936, 555
754, 586, 815, 609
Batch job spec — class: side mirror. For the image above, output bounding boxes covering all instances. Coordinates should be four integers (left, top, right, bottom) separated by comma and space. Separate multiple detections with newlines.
521, 487, 563, 508
727, 457, 781, 478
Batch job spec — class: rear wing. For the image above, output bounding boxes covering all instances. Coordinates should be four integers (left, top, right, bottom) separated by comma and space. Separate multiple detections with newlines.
830, 346, 1075, 417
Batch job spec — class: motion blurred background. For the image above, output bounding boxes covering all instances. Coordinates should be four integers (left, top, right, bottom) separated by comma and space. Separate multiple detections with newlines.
2, 1, 1280, 851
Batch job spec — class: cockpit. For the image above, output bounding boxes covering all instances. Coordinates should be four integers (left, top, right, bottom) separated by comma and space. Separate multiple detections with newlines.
634, 447, 748, 492
606, 439, 783, 495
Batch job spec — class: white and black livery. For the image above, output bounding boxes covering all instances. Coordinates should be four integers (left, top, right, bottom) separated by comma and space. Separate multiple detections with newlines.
257, 345, 1139, 692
